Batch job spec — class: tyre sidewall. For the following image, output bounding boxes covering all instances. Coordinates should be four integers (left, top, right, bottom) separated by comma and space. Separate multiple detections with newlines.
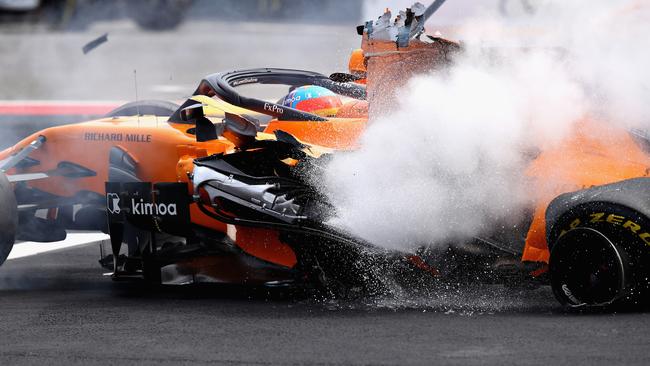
0, 173, 17, 265
549, 203, 650, 307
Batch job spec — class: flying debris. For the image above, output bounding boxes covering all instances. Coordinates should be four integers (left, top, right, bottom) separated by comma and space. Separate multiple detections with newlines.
82, 33, 108, 55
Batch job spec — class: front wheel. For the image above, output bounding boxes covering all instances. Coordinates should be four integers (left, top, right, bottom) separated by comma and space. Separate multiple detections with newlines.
0, 173, 18, 266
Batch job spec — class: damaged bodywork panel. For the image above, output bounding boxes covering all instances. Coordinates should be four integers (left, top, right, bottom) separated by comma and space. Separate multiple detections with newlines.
82, 33, 108, 54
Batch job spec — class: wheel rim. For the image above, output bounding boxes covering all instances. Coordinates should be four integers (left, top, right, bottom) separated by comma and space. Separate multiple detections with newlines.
550, 227, 627, 307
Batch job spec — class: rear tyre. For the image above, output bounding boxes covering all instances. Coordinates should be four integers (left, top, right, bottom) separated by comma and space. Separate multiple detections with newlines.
105, 100, 179, 118
0, 173, 18, 265
549, 205, 650, 308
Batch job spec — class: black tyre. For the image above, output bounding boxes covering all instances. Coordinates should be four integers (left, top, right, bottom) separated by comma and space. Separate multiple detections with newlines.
548, 204, 650, 308
0, 173, 18, 266
105, 100, 179, 118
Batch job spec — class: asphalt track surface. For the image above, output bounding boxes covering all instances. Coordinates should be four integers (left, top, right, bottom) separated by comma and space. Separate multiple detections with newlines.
0, 240, 649, 366
2, 14, 650, 366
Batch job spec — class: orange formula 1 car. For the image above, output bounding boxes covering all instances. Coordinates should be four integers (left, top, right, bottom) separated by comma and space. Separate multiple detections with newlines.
0, 63, 534, 298
0, 66, 424, 294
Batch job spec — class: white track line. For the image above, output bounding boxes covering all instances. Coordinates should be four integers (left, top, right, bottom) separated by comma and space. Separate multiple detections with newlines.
7, 232, 109, 260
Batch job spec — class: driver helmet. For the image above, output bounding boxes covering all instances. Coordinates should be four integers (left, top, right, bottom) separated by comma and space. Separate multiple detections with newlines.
281, 85, 342, 117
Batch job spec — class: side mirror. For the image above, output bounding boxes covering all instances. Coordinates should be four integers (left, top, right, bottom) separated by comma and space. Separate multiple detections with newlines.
180, 103, 217, 142
179, 103, 205, 122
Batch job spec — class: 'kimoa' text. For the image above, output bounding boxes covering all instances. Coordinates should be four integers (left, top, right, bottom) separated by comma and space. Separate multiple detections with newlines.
131, 198, 177, 216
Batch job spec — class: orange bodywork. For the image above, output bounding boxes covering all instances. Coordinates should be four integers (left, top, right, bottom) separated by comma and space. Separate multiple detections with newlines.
264, 117, 367, 150
359, 35, 650, 264
5, 33, 647, 272
0, 112, 368, 269
1, 118, 215, 195
348, 48, 368, 84
265, 106, 650, 266
8, 106, 643, 269
522, 120, 650, 262
349, 48, 366, 74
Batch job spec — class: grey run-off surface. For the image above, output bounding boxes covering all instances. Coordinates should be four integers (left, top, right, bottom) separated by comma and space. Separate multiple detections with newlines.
0, 20, 358, 101
0, 243, 648, 365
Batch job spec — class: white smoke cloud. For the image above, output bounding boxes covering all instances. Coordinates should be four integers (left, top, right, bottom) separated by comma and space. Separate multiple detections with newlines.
323, 0, 650, 251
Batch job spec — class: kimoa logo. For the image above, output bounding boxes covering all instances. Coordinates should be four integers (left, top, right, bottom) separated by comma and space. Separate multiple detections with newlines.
131, 198, 177, 216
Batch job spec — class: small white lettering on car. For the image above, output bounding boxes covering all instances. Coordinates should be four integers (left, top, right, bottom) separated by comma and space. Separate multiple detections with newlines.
131, 198, 177, 216
263, 103, 284, 114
